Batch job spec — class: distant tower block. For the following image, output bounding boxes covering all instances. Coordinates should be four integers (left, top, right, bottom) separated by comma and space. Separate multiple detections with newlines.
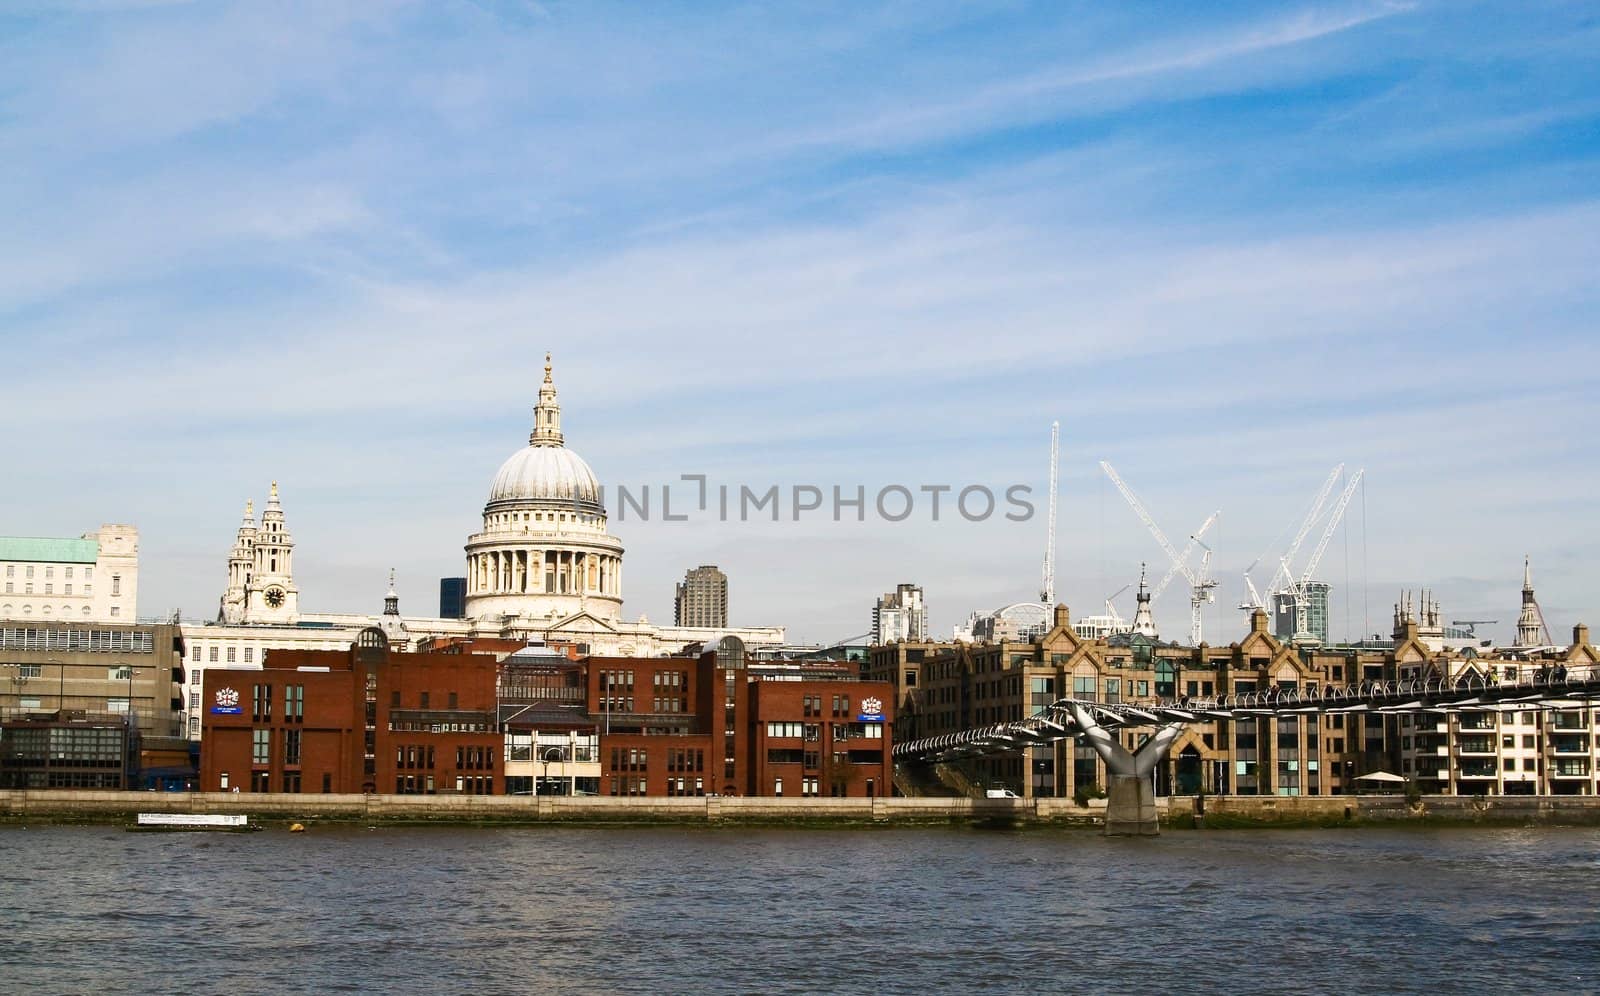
872, 584, 927, 645
674, 565, 729, 629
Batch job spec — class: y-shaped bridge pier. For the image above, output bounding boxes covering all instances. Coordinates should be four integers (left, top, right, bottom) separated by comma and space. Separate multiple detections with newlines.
895, 663, 1600, 835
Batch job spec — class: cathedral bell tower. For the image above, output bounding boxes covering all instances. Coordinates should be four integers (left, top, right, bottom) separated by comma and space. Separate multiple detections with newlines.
245, 481, 299, 623
219, 499, 256, 624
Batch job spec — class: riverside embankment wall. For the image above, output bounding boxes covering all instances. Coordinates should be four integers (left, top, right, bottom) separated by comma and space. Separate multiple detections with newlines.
6, 791, 1600, 827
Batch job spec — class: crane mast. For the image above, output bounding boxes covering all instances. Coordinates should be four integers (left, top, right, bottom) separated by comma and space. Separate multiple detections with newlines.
1040, 421, 1059, 606
1290, 468, 1364, 641
1100, 460, 1220, 645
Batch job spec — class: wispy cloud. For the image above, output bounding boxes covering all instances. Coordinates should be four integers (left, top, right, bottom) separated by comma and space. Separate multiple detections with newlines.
2, 0, 1597, 640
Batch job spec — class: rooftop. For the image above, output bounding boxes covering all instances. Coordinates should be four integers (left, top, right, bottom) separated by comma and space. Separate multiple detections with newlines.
0, 536, 99, 564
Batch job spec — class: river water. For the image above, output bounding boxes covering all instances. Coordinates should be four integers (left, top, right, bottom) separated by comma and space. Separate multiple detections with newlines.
2, 824, 1598, 994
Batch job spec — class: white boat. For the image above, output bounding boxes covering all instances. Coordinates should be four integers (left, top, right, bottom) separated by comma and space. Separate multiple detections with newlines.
128, 813, 263, 832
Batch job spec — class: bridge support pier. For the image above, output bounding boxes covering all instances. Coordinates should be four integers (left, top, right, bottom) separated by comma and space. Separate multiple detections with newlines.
1067, 704, 1184, 836
1104, 773, 1160, 836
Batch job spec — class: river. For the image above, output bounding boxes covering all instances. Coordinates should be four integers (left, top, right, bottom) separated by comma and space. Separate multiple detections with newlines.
2, 824, 1597, 994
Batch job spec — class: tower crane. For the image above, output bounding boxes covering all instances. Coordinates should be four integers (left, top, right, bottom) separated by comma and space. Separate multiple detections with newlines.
1099, 461, 1221, 645
1241, 464, 1343, 615
1286, 468, 1364, 642
1040, 421, 1059, 606
1104, 583, 1131, 630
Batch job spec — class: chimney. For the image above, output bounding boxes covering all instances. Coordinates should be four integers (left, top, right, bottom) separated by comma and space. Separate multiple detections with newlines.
1576, 623, 1591, 648
1053, 604, 1070, 630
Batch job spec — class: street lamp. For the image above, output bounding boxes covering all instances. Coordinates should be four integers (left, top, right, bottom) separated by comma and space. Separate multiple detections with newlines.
540, 746, 566, 796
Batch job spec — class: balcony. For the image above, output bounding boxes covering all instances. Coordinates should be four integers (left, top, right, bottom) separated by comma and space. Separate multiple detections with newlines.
1551, 735, 1591, 755
1456, 761, 1498, 779
1551, 762, 1591, 779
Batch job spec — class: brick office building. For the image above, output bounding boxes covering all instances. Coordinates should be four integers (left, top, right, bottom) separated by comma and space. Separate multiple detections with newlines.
593, 636, 894, 797
201, 627, 501, 794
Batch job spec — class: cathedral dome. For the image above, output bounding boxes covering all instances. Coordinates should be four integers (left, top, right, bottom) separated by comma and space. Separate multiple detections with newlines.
482, 354, 606, 517
488, 444, 603, 513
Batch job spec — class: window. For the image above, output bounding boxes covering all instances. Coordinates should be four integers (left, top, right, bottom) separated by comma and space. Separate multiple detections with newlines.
190, 668, 200, 686
284, 730, 301, 766
107, 697, 129, 713
252, 684, 271, 722
19, 664, 41, 678
253, 729, 270, 765
65, 567, 72, 579
64, 584, 71, 596
83, 585, 91, 596
773, 777, 783, 796
44, 584, 52, 595
189, 717, 200, 736
284, 684, 303, 722
111, 575, 121, 596
244, 647, 254, 663
209, 647, 218, 663
189, 692, 199, 709
226, 647, 236, 663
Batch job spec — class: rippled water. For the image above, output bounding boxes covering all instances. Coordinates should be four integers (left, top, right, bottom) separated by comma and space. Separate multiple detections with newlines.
3, 823, 1599, 994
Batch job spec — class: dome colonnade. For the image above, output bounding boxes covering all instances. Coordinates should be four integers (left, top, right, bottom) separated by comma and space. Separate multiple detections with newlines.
463, 355, 624, 624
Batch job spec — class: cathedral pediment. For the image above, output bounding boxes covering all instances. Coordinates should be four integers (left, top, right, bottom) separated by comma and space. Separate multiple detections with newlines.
544, 610, 620, 635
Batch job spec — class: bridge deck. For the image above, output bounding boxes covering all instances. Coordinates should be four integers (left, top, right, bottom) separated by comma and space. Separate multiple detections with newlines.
895, 663, 1600, 763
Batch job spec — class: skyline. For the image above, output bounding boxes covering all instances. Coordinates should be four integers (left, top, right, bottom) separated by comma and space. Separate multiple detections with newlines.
3, 1, 1597, 643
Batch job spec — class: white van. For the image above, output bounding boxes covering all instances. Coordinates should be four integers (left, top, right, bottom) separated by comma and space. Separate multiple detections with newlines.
985, 788, 1020, 799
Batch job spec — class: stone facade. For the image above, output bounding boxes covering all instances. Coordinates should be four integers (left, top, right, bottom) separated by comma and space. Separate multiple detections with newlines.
0, 524, 139, 624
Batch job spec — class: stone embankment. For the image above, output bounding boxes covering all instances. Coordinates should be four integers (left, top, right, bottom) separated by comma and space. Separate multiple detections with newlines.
5, 790, 1599, 828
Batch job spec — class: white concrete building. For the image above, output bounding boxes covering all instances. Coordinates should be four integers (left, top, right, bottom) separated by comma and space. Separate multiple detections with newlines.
0, 524, 139, 623
872, 583, 926, 644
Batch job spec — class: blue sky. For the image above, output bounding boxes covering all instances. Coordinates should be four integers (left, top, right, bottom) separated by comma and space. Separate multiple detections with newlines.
2, 0, 1597, 645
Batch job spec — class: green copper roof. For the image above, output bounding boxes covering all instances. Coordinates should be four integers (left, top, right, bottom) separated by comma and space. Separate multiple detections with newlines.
0, 536, 99, 564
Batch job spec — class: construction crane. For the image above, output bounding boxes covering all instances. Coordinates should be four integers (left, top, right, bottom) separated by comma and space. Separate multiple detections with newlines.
1103, 583, 1131, 631
1285, 469, 1364, 642
1099, 461, 1220, 645
1151, 510, 1220, 607
1241, 464, 1344, 614
1040, 421, 1059, 606
1450, 620, 1499, 639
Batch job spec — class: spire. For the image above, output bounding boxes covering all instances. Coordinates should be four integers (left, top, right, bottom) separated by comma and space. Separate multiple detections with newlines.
1132, 563, 1157, 638
1516, 555, 1544, 647
384, 568, 400, 617
529, 352, 564, 447
242, 499, 254, 523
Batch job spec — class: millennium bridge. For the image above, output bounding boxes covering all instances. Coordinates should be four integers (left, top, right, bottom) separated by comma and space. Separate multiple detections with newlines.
893, 661, 1600, 834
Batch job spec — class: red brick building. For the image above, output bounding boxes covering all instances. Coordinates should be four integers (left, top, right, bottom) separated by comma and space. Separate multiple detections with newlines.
593, 637, 894, 798
200, 627, 501, 794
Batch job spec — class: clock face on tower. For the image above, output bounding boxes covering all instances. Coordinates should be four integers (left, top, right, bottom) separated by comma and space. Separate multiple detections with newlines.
264, 587, 285, 608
